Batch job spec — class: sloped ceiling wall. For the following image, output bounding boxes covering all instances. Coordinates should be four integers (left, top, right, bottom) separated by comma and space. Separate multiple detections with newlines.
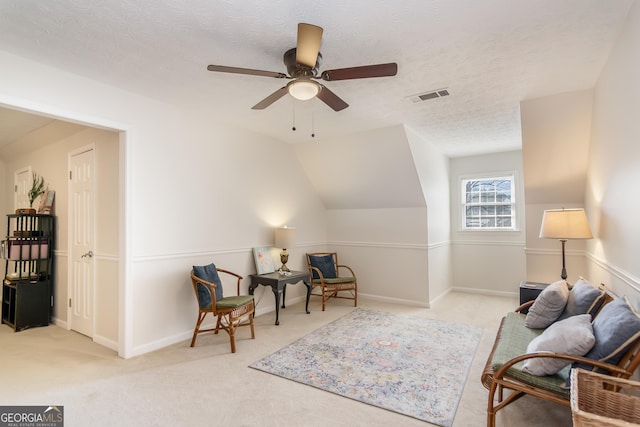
521, 89, 593, 205
293, 124, 426, 210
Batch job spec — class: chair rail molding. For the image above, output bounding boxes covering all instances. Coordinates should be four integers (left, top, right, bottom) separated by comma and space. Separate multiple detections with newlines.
328, 240, 429, 250
587, 252, 640, 293
453, 239, 526, 247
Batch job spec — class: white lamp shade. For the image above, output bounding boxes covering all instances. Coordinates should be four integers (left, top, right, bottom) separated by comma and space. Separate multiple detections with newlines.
275, 226, 297, 250
539, 208, 593, 239
287, 80, 319, 101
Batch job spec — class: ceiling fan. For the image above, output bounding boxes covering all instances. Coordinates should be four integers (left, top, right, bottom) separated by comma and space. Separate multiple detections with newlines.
207, 23, 398, 112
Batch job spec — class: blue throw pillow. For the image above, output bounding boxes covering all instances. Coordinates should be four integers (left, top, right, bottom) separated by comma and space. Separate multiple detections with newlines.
558, 278, 606, 320
309, 254, 337, 280
573, 296, 640, 372
193, 263, 224, 303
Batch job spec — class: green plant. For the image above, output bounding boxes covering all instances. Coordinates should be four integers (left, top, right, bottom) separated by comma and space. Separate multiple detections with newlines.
29, 172, 47, 207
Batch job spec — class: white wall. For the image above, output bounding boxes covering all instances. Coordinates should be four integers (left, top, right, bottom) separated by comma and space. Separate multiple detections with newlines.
520, 90, 594, 205
294, 124, 425, 209
520, 90, 594, 284
327, 208, 429, 306
405, 125, 452, 303
295, 125, 431, 305
584, 1, 640, 305
449, 151, 527, 295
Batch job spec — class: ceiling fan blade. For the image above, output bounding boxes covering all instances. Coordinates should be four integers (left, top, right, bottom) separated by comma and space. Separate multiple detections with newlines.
316, 85, 349, 111
207, 64, 287, 79
320, 63, 398, 81
296, 23, 323, 68
251, 87, 289, 110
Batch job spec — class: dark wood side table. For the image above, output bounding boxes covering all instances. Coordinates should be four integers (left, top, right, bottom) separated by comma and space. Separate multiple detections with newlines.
519, 281, 550, 313
249, 270, 311, 325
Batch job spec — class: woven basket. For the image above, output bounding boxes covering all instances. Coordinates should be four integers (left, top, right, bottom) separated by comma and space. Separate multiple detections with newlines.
571, 368, 640, 426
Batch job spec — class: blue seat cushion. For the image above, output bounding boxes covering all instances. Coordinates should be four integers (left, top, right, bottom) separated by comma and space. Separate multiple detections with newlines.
193, 263, 224, 307
309, 254, 337, 279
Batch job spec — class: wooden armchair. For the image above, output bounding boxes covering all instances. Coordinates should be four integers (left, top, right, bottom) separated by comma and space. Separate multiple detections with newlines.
190, 263, 255, 353
305, 252, 357, 311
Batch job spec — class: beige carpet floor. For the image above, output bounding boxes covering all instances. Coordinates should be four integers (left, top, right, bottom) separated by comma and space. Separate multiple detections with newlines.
0, 292, 573, 426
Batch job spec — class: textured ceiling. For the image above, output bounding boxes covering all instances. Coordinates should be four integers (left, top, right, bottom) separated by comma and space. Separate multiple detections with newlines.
0, 0, 633, 157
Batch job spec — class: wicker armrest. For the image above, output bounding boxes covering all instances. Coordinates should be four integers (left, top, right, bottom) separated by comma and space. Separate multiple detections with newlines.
191, 269, 244, 295
216, 268, 243, 295
494, 352, 631, 382
217, 268, 243, 280
191, 273, 217, 290
309, 266, 323, 281
336, 264, 356, 278
515, 300, 534, 313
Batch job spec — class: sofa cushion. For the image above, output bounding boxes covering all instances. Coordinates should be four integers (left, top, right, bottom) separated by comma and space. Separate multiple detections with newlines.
522, 314, 595, 376
490, 312, 571, 398
525, 280, 570, 329
558, 277, 606, 320
193, 262, 223, 303
216, 295, 254, 309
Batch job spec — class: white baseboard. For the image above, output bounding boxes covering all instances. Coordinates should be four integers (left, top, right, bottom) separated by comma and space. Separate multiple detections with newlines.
358, 293, 430, 308
52, 317, 68, 329
429, 288, 452, 306
93, 334, 118, 351
130, 330, 193, 358
52, 316, 120, 352
451, 286, 519, 299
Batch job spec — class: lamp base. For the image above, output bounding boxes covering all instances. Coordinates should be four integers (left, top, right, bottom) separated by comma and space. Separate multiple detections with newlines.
279, 264, 291, 272
279, 250, 290, 272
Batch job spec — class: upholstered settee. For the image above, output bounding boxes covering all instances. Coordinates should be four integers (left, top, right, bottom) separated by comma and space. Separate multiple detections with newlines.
481, 278, 640, 427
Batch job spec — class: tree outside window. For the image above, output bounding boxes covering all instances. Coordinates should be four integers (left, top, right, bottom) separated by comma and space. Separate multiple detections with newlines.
461, 176, 515, 230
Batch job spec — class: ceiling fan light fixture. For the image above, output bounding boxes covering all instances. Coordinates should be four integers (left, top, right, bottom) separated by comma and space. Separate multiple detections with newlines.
287, 79, 320, 101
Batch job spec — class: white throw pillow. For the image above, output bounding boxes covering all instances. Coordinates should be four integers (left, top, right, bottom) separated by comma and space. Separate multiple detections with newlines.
525, 280, 569, 329
522, 314, 595, 376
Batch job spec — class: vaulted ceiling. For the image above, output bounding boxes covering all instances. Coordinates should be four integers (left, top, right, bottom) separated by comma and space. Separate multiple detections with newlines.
0, 0, 633, 157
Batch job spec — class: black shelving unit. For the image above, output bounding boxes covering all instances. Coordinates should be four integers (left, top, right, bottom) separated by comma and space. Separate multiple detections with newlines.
1, 213, 55, 331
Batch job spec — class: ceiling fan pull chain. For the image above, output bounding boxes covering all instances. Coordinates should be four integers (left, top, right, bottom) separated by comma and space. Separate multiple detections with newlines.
292, 99, 296, 132
311, 106, 315, 138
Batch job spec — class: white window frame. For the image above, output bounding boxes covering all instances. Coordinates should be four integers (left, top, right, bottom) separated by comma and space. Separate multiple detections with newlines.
460, 173, 516, 231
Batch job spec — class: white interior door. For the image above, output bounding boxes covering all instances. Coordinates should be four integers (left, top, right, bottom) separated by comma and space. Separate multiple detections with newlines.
69, 147, 95, 337
14, 167, 31, 210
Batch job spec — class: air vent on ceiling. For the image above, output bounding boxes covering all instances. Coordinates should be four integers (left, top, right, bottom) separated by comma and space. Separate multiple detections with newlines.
405, 88, 450, 104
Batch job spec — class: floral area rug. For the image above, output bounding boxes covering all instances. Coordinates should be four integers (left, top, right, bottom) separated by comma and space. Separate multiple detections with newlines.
249, 308, 482, 426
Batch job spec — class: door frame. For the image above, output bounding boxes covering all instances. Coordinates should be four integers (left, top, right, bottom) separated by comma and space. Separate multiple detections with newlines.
1, 96, 130, 358
66, 143, 97, 338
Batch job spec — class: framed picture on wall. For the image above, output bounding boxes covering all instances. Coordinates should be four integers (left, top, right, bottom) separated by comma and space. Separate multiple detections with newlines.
37, 190, 55, 214
253, 246, 275, 274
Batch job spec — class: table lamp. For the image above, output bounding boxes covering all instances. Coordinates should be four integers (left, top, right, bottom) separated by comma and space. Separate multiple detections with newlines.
275, 226, 297, 272
539, 208, 593, 280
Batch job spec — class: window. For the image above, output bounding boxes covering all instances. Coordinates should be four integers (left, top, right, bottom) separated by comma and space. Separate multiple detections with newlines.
461, 175, 515, 230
